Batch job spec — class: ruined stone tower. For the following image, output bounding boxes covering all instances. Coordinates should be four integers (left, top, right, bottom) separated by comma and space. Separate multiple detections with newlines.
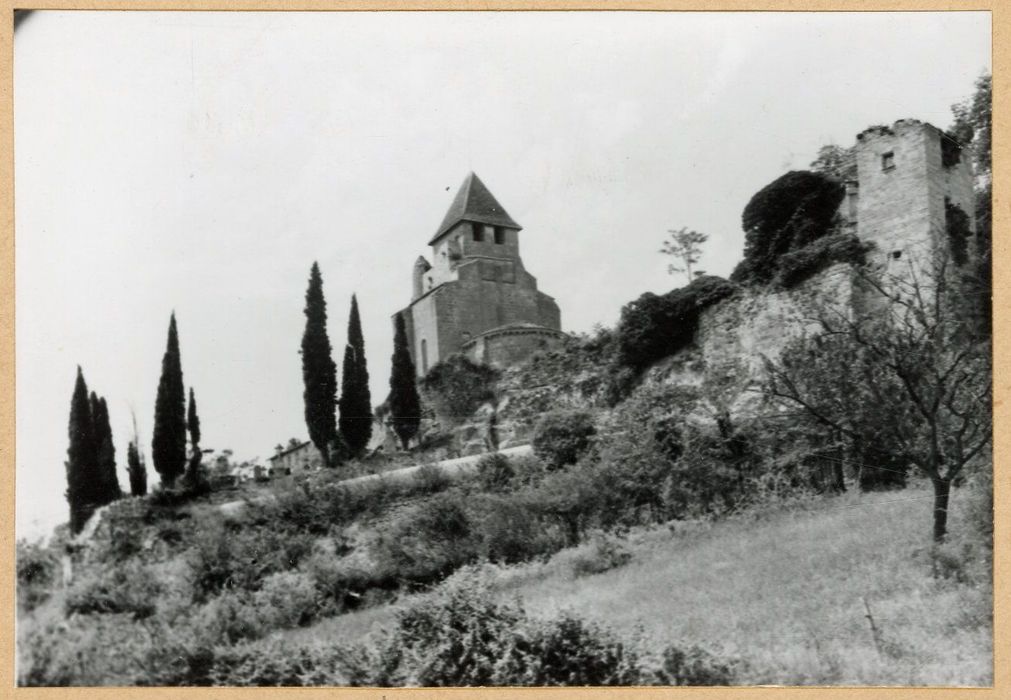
396, 173, 565, 376
851, 119, 976, 272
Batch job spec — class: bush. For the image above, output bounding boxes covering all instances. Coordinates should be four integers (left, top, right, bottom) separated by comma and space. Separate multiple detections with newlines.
476, 493, 563, 564
616, 276, 737, 373
372, 491, 480, 584
340, 571, 645, 686
653, 643, 739, 685
732, 170, 845, 286
206, 639, 346, 686
532, 410, 597, 469
253, 571, 322, 629
569, 533, 632, 577
187, 516, 315, 601
421, 354, 500, 426
774, 232, 872, 288
412, 463, 451, 495
65, 560, 161, 619
17, 539, 59, 612
475, 452, 514, 491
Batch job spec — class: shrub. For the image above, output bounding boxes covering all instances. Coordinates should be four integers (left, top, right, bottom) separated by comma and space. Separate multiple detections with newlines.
17, 539, 59, 612
187, 516, 315, 601
65, 560, 161, 619
372, 491, 480, 584
476, 493, 563, 564
475, 453, 515, 491
305, 551, 377, 613
19, 613, 153, 686
615, 276, 737, 373
532, 410, 597, 469
653, 643, 739, 686
570, 533, 633, 577
421, 354, 500, 426
206, 639, 346, 686
412, 462, 451, 495
340, 571, 646, 686
774, 232, 872, 288
732, 170, 845, 286
253, 571, 323, 629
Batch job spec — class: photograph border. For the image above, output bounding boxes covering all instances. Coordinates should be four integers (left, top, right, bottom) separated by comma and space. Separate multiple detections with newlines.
1, 1, 1004, 697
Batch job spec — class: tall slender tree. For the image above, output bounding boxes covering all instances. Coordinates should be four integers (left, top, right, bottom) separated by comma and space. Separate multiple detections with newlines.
127, 440, 147, 496
183, 387, 204, 488
339, 294, 373, 455
301, 262, 338, 467
66, 367, 98, 534
388, 313, 421, 449
90, 394, 121, 504
152, 313, 187, 487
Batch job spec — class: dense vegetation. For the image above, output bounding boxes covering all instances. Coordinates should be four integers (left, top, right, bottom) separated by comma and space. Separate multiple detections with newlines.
731, 170, 846, 286
615, 275, 737, 374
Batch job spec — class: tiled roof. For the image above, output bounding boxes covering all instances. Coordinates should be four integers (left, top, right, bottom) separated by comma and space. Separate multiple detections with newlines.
429, 172, 522, 245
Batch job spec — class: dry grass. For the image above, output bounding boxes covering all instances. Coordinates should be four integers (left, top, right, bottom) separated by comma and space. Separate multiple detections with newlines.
289, 482, 991, 686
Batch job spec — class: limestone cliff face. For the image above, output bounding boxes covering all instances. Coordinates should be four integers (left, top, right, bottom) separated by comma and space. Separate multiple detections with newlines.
482, 263, 856, 446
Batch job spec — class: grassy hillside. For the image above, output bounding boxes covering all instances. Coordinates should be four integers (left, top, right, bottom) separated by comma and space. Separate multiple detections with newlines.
283, 482, 992, 686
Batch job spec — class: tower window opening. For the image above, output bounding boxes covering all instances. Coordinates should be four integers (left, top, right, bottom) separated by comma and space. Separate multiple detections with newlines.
494, 226, 505, 244
881, 151, 895, 171
421, 339, 428, 374
473, 223, 485, 242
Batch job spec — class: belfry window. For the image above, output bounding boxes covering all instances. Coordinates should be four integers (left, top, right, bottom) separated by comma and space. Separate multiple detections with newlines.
494, 226, 505, 244
473, 223, 485, 242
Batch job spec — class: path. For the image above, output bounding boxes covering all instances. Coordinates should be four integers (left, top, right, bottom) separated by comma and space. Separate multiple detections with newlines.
218, 444, 532, 518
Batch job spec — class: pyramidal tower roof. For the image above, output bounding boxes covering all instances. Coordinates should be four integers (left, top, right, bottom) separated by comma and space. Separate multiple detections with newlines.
429, 172, 522, 245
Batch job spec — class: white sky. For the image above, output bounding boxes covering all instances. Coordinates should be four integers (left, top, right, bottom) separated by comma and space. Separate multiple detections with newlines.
14, 11, 991, 540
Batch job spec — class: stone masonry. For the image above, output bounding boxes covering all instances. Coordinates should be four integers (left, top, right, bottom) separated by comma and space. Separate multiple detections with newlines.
396, 173, 566, 376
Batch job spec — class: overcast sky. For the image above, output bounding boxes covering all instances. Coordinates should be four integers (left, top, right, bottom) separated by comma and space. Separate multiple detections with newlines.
14, 11, 990, 540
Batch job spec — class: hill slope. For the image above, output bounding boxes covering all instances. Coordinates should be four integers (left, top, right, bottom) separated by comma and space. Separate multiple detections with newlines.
284, 482, 992, 686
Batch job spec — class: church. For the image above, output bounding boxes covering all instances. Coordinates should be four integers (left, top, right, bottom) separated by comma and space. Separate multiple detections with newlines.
396, 173, 566, 377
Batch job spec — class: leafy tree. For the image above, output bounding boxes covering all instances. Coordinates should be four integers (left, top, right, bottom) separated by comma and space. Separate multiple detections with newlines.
339, 294, 372, 456
388, 313, 421, 449
301, 262, 338, 468
126, 441, 147, 497
949, 73, 991, 179
809, 144, 857, 182
152, 313, 187, 487
763, 254, 991, 542
90, 393, 121, 504
949, 73, 992, 338
731, 171, 845, 285
659, 227, 708, 283
66, 367, 98, 534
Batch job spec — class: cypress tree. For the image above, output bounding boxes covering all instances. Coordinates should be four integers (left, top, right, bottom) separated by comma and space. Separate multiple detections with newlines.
184, 387, 204, 489
66, 367, 98, 534
152, 313, 187, 487
301, 262, 338, 467
91, 395, 121, 504
127, 441, 147, 496
388, 313, 421, 449
339, 294, 372, 456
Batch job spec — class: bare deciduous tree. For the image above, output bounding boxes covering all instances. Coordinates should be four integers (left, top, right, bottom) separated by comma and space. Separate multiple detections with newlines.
763, 253, 991, 543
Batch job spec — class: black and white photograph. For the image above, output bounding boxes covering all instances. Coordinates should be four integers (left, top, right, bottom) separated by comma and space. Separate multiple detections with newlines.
13, 9, 994, 687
